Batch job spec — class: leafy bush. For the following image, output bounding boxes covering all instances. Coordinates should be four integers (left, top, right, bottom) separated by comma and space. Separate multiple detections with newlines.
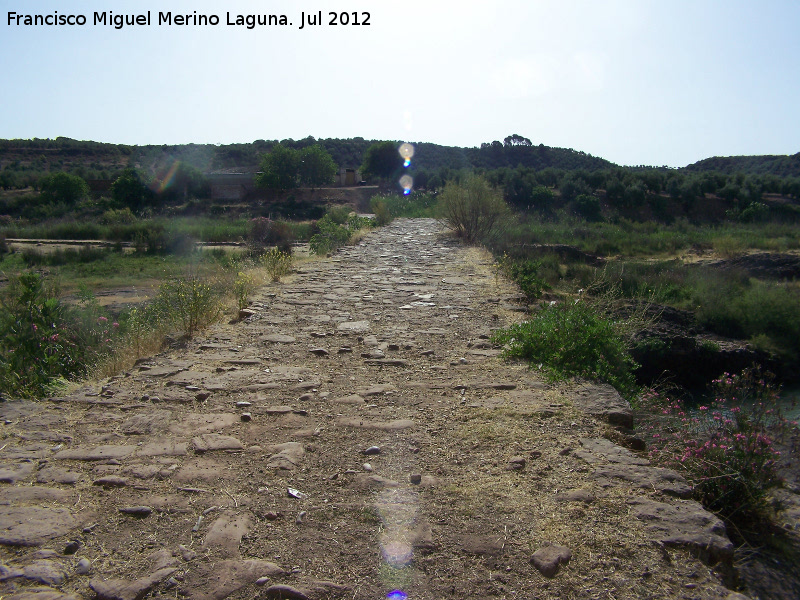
492, 300, 639, 399
439, 175, 510, 243
573, 194, 602, 222
0, 273, 122, 398
309, 215, 350, 255
370, 191, 438, 219
370, 197, 392, 226
642, 367, 795, 523
233, 271, 256, 310
496, 254, 550, 300
261, 248, 292, 282
308, 209, 373, 255
247, 217, 294, 254
152, 275, 222, 338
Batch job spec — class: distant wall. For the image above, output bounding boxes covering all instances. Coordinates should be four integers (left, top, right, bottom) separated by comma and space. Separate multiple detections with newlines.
207, 173, 257, 201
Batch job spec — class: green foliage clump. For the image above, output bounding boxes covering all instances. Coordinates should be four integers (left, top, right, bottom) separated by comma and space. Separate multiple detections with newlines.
573, 194, 602, 221
643, 367, 795, 524
0, 273, 121, 398
298, 144, 337, 187
152, 275, 222, 338
256, 143, 299, 190
261, 248, 292, 282
39, 172, 89, 205
309, 208, 373, 255
370, 197, 392, 226
360, 141, 403, 180
492, 300, 639, 399
233, 271, 256, 310
247, 217, 294, 254
111, 168, 152, 210
256, 143, 337, 190
368, 192, 438, 219
439, 175, 510, 243
496, 254, 550, 301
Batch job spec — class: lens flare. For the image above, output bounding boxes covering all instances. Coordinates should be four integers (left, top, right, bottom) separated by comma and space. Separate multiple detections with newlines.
156, 160, 180, 193
398, 143, 414, 168
387, 591, 408, 600
399, 175, 413, 195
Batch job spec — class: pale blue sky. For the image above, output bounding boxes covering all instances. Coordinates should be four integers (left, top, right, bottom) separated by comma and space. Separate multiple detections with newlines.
1, 0, 798, 167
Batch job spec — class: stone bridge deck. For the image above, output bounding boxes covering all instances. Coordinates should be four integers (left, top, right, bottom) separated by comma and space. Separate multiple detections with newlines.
1, 219, 743, 600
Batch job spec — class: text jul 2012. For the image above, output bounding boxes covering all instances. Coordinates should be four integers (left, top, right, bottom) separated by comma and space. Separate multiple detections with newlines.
6, 11, 372, 30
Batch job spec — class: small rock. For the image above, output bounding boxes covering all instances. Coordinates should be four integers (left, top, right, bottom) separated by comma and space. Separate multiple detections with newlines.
118, 506, 153, 517
531, 545, 572, 578
75, 557, 92, 575
363, 446, 381, 455
559, 447, 572, 456
507, 456, 526, 470
287, 487, 306, 499
64, 541, 81, 555
296, 511, 307, 524
241, 413, 252, 422
309, 348, 329, 356
409, 473, 422, 485
195, 392, 211, 401
363, 463, 373, 472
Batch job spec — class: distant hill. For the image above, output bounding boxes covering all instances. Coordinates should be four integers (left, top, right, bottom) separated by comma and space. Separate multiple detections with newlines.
2, 137, 798, 183
0, 136, 615, 179
684, 153, 800, 177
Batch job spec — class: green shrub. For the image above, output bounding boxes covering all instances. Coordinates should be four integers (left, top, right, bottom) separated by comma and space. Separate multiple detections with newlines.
308, 209, 372, 256
153, 275, 222, 338
573, 194, 602, 222
233, 271, 256, 309
439, 175, 510, 243
492, 300, 639, 399
497, 254, 551, 301
0, 273, 122, 398
309, 216, 349, 255
261, 248, 292, 282
370, 197, 392, 226
247, 217, 294, 254
642, 367, 795, 523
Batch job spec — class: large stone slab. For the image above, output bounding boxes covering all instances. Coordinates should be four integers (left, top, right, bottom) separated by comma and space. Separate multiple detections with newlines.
53, 445, 137, 461
181, 559, 284, 600
137, 438, 188, 457
628, 497, 734, 564
193, 434, 244, 453
574, 438, 650, 466
120, 410, 173, 435
335, 418, 414, 431
90, 567, 176, 600
592, 463, 692, 498
0, 462, 35, 483
203, 511, 252, 557
0, 486, 73, 505
265, 442, 305, 470
0, 507, 78, 546
568, 384, 633, 428
337, 320, 370, 333
169, 413, 237, 436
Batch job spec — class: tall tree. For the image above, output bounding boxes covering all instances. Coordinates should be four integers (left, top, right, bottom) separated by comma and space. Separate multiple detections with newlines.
39, 172, 88, 205
298, 144, 337, 187
360, 141, 403, 180
256, 144, 299, 190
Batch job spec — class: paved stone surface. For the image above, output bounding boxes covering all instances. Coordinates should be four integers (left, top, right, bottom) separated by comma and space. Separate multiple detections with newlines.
0, 219, 744, 600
